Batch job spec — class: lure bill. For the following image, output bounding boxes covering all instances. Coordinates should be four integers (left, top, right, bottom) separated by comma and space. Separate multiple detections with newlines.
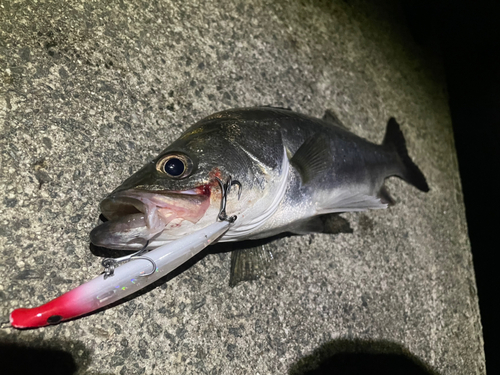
9, 219, 233, 329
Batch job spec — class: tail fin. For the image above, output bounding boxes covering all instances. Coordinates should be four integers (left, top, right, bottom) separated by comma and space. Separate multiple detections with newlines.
383, 118, 430, 192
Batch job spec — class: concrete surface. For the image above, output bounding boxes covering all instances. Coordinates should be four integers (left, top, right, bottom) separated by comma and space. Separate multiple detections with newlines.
0, 0, 484, 374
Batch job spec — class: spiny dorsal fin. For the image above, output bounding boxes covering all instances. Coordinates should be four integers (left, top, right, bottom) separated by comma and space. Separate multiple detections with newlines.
322, 109, 349, 130
260, 105, 292, 111
290, 135, 331, 184
287, 216, 325, 235
320, 214, 354, 234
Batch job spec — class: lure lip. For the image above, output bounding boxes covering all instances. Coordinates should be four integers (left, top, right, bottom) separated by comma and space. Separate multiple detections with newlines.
9, 290, 83, 329
10, 307, 54, 329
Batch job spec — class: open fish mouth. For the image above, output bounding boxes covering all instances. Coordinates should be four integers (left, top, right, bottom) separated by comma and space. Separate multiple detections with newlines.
90, 188, 211, 250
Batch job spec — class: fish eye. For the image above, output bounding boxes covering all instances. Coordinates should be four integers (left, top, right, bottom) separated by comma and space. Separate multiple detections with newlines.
156, 153, 193, 179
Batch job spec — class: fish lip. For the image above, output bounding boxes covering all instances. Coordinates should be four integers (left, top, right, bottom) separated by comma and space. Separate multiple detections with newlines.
99, 195, 150, 226
98, 186, 211, 230
90, 185, 212, 249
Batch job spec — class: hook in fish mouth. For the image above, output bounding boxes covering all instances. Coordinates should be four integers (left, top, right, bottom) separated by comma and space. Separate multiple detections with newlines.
90, 187, 211, 250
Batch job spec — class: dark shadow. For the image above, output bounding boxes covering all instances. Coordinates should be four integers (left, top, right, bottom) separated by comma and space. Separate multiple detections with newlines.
84, 213, 353, 321
289, 339, 440, 375
89, 231, 304, 263
0, 340, 97, 375
401, 1, 499, 373
89, 231, 293, 258
86, 232, 292, 311
89, 212, 352, 258
82, 232, 298, 321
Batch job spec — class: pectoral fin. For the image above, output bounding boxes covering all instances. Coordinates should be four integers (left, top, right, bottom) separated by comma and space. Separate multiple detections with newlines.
290, 135, 331, 184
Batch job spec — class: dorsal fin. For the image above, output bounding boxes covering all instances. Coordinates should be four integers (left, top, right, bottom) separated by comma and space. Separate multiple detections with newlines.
260, 105, 292, 111
322, 109, 349, 130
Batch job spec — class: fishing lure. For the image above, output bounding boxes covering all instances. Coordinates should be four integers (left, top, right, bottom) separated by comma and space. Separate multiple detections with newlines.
9, 177, 238, 329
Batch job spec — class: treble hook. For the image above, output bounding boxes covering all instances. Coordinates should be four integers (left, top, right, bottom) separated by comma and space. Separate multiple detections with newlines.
215, 176, 241, 223
100, 176, 242, 278
102, 241, 156, 279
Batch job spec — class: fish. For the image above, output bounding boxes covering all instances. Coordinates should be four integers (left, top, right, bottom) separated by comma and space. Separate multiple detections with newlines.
90, 107, 429, 255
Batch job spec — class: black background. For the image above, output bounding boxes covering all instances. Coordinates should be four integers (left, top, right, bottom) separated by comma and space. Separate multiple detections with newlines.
402, 1, 499, 373
0, 2, 497, 374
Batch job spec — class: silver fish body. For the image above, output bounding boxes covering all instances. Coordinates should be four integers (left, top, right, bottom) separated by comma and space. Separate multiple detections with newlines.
90, 107, 429, 250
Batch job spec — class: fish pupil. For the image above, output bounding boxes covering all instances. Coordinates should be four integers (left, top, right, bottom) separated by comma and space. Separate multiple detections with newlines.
164, 158, 185, 176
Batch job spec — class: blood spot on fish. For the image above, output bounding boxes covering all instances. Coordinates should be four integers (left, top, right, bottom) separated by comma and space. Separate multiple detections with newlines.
209, 168, 222, 180
196, 184, 212, 196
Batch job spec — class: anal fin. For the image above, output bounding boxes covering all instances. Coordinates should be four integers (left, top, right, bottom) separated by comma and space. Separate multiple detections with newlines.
320, 214, 353, 234
287, 214, 353, 235
315, 191, 388, 214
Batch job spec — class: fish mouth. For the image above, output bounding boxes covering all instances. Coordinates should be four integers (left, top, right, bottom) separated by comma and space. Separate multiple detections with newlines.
90, 187, 211, 250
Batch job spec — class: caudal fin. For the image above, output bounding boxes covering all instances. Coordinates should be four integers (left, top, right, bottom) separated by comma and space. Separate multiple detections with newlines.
383, 118, 430, 192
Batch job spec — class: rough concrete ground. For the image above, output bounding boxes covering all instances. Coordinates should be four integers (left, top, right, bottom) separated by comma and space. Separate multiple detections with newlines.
0, 0, 484, 374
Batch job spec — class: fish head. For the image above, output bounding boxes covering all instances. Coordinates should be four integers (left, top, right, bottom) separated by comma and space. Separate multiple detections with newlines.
90, 115, 285, 250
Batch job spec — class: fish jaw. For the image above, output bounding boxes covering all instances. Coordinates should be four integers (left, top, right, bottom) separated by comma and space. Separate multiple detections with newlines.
90, 187, 211, 250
